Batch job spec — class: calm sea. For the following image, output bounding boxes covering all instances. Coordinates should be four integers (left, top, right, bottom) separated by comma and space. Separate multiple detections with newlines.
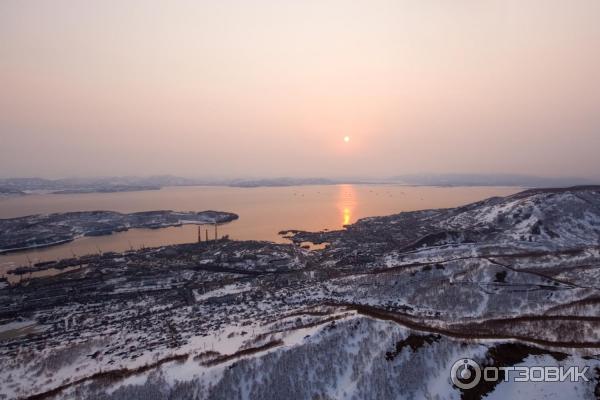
0, 184, 520, 270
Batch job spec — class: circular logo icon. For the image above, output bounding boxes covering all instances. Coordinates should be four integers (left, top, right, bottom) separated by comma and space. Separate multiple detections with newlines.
450, 358, 482, 390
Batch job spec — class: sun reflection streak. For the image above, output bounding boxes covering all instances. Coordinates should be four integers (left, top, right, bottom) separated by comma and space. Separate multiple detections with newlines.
337, 184, 357, 227
343, 207, 351, 225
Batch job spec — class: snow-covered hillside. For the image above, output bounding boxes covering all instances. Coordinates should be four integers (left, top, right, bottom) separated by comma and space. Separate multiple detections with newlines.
1, 186, 600, 399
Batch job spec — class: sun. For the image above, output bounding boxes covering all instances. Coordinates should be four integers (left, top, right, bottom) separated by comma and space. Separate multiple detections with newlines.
343, 136, 350, 143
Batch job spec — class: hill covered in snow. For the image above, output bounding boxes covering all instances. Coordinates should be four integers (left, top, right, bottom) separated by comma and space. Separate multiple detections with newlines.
1, 186, 600, 399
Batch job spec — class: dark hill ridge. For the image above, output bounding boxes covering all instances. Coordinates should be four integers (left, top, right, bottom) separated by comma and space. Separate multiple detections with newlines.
0, 210, 238, 254
507, 184, 600, 199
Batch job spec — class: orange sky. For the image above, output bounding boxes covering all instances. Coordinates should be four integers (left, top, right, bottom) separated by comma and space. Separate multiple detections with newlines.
1, 0, 599, 179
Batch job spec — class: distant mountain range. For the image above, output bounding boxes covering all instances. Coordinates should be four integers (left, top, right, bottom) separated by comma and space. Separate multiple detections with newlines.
0, 174, 596, 195
0, 177, 161, 196
0, 176, 342, 193
390, 173, 596, 187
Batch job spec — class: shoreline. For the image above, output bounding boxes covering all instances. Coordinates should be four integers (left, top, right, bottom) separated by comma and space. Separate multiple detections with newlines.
0, 210, 239, 255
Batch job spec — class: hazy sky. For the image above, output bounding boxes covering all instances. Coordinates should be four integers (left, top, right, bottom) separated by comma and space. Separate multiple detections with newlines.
1, 0, 599, 179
